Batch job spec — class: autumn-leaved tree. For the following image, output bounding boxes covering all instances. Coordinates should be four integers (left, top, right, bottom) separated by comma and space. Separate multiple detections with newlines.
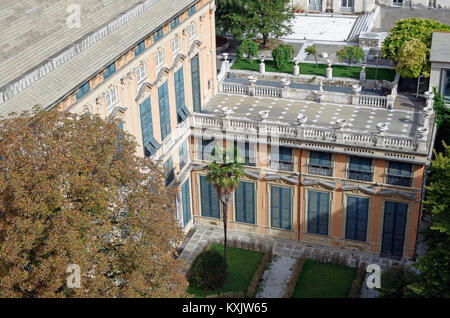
0, 108, 188, 298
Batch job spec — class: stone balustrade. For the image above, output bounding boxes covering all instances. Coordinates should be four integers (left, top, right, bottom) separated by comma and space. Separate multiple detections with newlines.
191, 113, 426, 154
218, 79, 391, 108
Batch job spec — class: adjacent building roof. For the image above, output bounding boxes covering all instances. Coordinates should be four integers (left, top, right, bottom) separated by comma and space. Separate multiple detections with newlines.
0, 0, 198, 117
430, 31, 450, 63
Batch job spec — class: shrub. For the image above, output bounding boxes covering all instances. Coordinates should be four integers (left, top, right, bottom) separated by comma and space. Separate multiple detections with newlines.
336, 46, 365, 68
188, 250, 227, 291
377, 266, 416, 298
272, 44, 294, 68
236, 39, 259, 64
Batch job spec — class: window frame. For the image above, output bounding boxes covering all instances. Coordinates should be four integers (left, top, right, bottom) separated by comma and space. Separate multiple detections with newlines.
105, 86, 118, 111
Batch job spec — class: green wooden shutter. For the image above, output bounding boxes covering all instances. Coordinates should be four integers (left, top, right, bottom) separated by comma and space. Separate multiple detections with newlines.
191, 54, 201, 112
280, 187, 291, 229
356, 197, 369, 241
200, 176, 211, 217
182, 179, 191, 227
158, 81, 171, 140
245, 182, 255, 224
175, 68, 187, 123
271, 186, 280, 228
345, 196, 357, 240
381, 201, 396, 255
318, 192, 329, 235
235, 182, 245, 223
346, 196, 368, 241
308, 191, 319, 233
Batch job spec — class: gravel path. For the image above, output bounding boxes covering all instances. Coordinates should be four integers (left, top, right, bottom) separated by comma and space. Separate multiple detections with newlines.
256, 256, 297, 298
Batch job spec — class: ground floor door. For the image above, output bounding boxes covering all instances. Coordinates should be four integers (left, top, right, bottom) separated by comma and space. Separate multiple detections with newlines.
381, 201, 408, 258
308, 0, 322, 12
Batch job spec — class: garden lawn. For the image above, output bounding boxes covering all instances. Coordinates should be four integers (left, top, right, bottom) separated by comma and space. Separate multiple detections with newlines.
231, 58, 396, 82
187, 243, 264, 297
292, 259, 357, 298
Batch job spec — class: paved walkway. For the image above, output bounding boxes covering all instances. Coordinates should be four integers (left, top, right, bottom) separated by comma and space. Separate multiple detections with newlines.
256, 256, 297, 298
179, 225, 407, 275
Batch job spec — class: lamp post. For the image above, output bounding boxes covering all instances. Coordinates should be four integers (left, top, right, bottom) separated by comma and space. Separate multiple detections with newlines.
375, 53, 379, 81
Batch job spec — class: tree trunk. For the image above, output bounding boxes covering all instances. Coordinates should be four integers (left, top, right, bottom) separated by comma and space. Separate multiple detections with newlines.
315, 55, 318, 68
222, 202, 228, 265
263, 34, 268, 47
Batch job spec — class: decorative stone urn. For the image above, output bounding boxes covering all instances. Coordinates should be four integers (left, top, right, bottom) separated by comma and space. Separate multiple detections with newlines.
258, 53, 266, 63
297, 113, 307, 126
321, 52, 328, 58
424, 90, 435, 100
293, 58, 300, 76
361, 63, 367, 71
327, 59, 332, 68
417, 126, 428, 139
259, 53, 266, 74
258, 110, 269, 121
336, 118, 348, 129
223, 52, 229, 63
352, 84, 362, 95
248, 75, 257, 85
281, 78, 290, 88
221, 106, 232, 117
423, 106, 434, 119
376, 122, 389, 134
424, 90, 435, 108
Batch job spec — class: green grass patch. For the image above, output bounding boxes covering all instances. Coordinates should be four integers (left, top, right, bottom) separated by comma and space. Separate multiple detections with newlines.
292, 259, 357, 298
231, 58, 396, 82
187, 243, 264, 297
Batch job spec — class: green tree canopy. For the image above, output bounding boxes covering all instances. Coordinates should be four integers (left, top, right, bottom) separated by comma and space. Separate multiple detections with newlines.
305, 44, 318, 67
382, 17, 450, 78
336, 46, 365, 68
272, 44, 295, 68
395, 39, 429, 78
236, 39, 259, 64
216, 0, 294, 46
0, 108, 188, 297
206, 145, 243, 264
409, 141, 450, 297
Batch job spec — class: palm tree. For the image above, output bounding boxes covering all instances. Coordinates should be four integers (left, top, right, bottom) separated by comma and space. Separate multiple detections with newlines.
205, 146, 244, 264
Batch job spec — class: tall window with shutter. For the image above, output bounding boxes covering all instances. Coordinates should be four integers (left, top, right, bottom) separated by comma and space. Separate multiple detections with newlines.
271, 186, 292, 230
139, 97, 160, 156
307, 190, 330, 236
381, 201, 408, 257
191, 54, 201, 112
158, 81, 171, 140
200, 176, 220, 219
174, 67, 190, 123
181, 178, 191, 227
345, 196, 369, 241
235, 181, 255, 224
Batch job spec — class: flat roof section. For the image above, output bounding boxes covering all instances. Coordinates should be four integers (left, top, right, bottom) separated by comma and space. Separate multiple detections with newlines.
283, 15, 357, 42
430, 31, 450, 63
203, 93, 422, 138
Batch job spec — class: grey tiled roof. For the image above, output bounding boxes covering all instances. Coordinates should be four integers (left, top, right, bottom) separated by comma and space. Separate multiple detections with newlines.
430, 31, 450, 63
0, 0, 198, 117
